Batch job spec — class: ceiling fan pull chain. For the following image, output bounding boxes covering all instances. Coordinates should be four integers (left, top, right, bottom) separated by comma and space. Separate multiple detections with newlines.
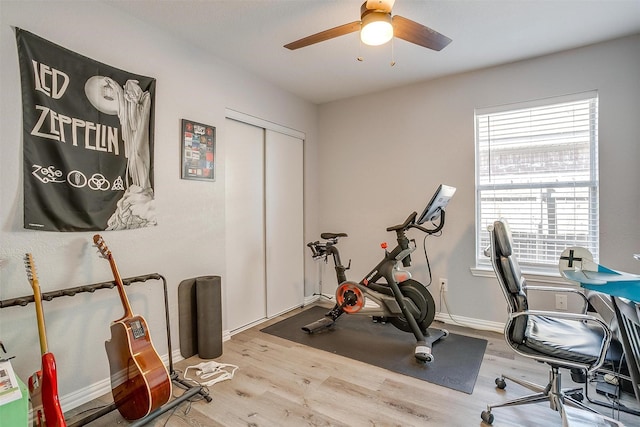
357, 33, 364, 62
390, 37, 396, 67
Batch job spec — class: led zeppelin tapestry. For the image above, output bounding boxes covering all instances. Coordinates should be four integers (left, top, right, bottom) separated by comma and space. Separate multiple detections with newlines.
16, 28, 157, 231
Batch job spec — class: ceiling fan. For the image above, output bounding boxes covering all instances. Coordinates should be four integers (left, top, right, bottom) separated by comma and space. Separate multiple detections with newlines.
284, 0, 451, 51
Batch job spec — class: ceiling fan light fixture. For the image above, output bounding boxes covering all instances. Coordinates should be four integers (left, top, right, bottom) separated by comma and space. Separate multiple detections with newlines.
360, 11, 393, 46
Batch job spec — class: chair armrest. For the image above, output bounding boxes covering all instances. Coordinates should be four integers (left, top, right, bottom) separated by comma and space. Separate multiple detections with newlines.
524, 285, 589, 313
483, 244, 491, 258
507, 310, 612, 374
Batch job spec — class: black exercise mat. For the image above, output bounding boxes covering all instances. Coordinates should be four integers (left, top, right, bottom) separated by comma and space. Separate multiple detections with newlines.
260, 306, 487, 394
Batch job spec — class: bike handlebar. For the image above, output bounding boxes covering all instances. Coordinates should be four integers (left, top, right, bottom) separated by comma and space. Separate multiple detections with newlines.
410, 210, 446, 235
386, 212, 417, 232
386, 210, 447, 268
307, 241, 325, 258
385, 210, 447, 235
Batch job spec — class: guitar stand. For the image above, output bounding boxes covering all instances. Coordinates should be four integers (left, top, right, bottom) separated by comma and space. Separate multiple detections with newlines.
0, 273, 212, 426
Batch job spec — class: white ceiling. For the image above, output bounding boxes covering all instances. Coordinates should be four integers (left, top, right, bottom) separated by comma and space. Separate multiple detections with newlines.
105, 0, 640, 104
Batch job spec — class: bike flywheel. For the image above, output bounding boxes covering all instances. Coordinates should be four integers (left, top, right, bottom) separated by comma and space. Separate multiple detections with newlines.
335, 281, 365, 314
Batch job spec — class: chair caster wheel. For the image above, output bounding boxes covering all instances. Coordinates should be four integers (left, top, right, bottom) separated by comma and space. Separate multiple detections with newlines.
481, 410, 494, 424
495, 377, 506, 389
441, 328, 450, 338
569, 392, 584, 402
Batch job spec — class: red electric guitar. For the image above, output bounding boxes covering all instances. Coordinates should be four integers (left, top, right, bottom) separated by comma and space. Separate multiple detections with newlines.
24, 253, 66, 427
93, 235, 171, 420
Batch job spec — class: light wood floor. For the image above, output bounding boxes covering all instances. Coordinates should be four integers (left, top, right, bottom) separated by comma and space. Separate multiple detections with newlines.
66, 304, 640, 426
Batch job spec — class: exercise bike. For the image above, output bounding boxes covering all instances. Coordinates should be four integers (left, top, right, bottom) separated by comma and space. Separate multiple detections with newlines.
303, 185, 456, 363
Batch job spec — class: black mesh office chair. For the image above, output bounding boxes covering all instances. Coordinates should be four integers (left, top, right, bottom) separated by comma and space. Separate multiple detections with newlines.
481, 218, 625, 426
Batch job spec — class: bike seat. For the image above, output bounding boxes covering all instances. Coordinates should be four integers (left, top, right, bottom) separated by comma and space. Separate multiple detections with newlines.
320, 232, 347, 240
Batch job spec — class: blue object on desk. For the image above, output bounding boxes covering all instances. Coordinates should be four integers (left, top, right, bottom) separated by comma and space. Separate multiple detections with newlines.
560, 248, 640, 303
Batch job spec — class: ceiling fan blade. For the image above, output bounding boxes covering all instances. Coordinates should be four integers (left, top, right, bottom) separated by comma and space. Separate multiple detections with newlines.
365, 0, 395, 13
284, 21, 361, 50
392, 15, 452, 51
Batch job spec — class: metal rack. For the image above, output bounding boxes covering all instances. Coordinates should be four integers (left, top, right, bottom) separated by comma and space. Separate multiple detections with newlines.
0, 273, 211, 426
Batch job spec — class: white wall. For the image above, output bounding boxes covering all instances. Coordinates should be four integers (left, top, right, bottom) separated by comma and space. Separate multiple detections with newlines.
0, 0, 318, 410
316, 34, 640, 325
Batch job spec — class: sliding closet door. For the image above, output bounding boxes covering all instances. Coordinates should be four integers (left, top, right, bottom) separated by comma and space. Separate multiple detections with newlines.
225, 119, 266, 332
265, 130, 304, 317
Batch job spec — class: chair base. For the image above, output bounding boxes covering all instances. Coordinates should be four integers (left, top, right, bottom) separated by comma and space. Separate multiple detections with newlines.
481, 367, 624, 426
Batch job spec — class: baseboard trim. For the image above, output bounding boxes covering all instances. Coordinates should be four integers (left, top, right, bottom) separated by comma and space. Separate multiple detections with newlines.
61, 376, 112, 412
304, 294, 320, 306
435, 311, 505, 334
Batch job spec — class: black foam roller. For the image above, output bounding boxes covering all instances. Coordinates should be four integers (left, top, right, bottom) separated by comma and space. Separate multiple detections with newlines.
178, 278, 197, 359
196, 276, 223, 359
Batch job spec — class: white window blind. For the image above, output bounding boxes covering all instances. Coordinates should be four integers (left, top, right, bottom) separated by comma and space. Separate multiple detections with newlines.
475, 92, 599, 270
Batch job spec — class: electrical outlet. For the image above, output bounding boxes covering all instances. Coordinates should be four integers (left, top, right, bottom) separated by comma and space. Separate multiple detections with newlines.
555, 294, 568, 310
440, 278, 448, 292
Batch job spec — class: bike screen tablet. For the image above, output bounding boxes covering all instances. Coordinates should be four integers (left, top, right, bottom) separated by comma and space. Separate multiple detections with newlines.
417, 184, 456, 224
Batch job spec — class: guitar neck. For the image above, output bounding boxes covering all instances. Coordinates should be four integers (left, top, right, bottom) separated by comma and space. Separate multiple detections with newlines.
32, 277, 49, 356
107, 255, 134, 320
93, 235, 135, 321
25, 253, 49, 356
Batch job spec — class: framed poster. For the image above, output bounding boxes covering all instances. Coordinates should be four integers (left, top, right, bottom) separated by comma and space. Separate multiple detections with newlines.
181, 119, 216, 181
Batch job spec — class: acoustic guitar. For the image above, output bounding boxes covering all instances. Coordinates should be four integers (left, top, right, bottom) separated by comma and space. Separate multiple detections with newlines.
93, 235, 171, 420
24, 253, 66, 427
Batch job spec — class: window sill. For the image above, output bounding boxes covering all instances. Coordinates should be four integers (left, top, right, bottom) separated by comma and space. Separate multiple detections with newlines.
470, 266, 570, 286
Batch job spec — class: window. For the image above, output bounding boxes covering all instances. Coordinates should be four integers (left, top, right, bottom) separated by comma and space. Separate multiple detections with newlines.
475, 92, 599, 272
